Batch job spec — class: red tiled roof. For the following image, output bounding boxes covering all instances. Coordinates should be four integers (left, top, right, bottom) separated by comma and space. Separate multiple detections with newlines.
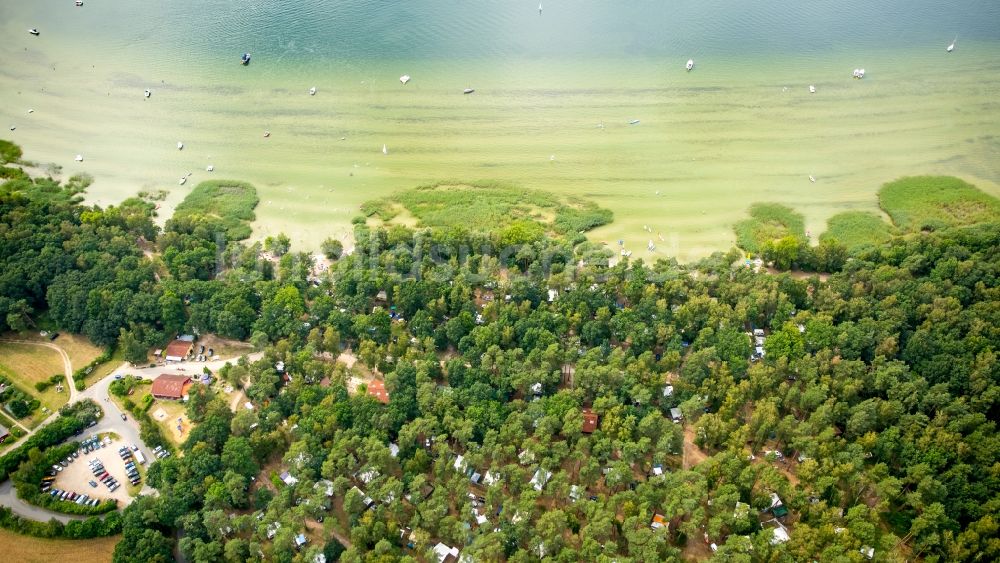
368, 380, 389, 404
582, 409, 599, 433
151, 374, 191, 399
164, 339, 193, 359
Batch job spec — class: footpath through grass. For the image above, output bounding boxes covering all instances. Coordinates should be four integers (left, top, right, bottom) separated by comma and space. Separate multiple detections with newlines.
0, 528, 119, 563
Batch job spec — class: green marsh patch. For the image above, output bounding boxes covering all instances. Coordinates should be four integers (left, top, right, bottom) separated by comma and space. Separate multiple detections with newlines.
878, 176, 1000, 232
820, 211, 896, 252
733, 203, 806, 253
170, 180, 259, 240
361, 181, 612, 237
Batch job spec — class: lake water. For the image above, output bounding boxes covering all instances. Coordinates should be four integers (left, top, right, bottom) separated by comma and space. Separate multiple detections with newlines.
2, 0, 999, 259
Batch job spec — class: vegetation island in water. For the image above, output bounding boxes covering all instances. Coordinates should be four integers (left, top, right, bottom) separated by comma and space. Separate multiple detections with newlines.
0, 138, 999, 562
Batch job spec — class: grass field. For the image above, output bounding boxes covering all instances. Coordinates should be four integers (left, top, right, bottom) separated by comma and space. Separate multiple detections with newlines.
820, 211, 896, 251
0, 343, 69, 428
170, 180, 260, 240
878, 176, 1000, 232
83, 347, 125, 389
733, 203, 807, 253
51, 334, 104, 371
0, 528, 119, 563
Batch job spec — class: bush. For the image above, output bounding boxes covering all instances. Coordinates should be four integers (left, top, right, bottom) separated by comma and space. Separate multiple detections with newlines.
0, 400, 100, 481
0, 506, 121, 538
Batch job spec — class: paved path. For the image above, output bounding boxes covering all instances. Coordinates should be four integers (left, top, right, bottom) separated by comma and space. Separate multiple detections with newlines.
0, 340, 261, 524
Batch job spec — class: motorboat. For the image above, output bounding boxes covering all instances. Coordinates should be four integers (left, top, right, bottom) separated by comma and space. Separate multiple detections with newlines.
206, 165, 214, 172
28, 28, 40, 36
686, 59, 694, 71
852, 68, 865, 79
947, 37, 956, 52
144, 89, 151, 98
75, 154, 83, 162
241, 53, 251, 65
809, 85, 816, 93
629, 119, 640, 125
263, 131, 270, 138
400, 74, 411, 85
179, 177, 187, 185
309, 86, 316, 96
177, 141, 184, 150
382, 144, 388, 155
463, 88, 475, 94
75, 1, 83, 5
809, 175, 816, 183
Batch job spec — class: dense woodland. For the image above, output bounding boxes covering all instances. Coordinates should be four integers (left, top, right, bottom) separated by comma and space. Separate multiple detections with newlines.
2, 146, 999, 562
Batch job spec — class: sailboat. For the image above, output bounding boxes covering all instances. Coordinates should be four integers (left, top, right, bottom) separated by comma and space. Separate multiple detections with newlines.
947, 36, 956, 52
144, 89, 151, 98
400, 75, 411, 85
382, 144, 388, 155
539, 3, 542, 15
686, 59, 694, 71
309, 86, 317, 96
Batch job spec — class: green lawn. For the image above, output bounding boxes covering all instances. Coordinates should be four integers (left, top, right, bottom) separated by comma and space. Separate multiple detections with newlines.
878, 176, 1000, 232
0, 343, 69, 429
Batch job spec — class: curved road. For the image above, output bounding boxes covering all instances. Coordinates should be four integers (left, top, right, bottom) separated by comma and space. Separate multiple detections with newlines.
0, 340, 260, 524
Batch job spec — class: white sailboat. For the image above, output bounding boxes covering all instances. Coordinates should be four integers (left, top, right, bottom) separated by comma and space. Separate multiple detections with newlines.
177, 141, 184, 150
144, 89, 151, 98
400, 74, 411, 85
947, 37, 956, 52
309, 86, 317, 95
809, 85, 816, 93
539, 3, 542, 15
382, 144, 388, 155
686, 59, 694, 71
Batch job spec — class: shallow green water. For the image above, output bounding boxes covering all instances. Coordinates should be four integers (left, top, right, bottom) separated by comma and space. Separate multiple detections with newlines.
2, 1, 999, 258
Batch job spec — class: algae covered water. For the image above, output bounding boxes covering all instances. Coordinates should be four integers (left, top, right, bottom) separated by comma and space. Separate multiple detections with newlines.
1, 0, 999, 258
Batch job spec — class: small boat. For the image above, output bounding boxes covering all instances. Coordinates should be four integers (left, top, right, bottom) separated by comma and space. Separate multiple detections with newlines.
28, 28, 39, 36
629, 119, 640, 125
399, 75, 410, 85
463, 88, 475, 94
648, 241, 655, 251
686, 59, 694, 71
809, 175, 816, 183
8, 126, 14, 131
206, 165, 214, 172
309, 86, 316, 96
75, 1, 83, 6
382, 144, 388, 155
179, 177, 187, 185
539, 3, 542, 14
809, 85, 816, 93
144, 89, 151, 98
177, 141, 184, 150
75, 154, 83, 162
263, 131, 270, 138
947, 37, 956, 52
852, 68, 865, 79
241, 53, 251, 65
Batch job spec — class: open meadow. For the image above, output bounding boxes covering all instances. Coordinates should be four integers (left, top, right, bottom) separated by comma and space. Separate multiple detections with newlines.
0, 343, 68, 428
0, 528, 118, 563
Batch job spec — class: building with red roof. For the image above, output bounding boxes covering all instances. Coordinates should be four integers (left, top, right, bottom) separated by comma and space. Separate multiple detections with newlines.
368, 380, 390, 404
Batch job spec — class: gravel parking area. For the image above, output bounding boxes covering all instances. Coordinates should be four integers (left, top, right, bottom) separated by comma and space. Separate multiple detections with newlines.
51, 435, 142, 506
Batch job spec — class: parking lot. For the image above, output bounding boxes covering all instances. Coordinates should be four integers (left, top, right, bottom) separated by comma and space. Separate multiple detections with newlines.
50, 434, 146, 506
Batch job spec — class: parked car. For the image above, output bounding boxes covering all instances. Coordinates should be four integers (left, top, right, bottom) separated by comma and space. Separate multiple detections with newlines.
89, 480, 98, 488
120, 413, 127, 421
